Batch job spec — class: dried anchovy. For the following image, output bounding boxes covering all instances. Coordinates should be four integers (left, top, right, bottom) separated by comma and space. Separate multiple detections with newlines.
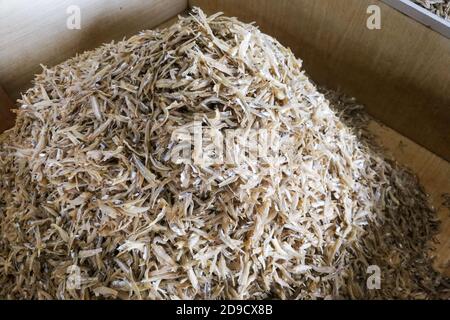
0, 8, 447, 299
320, 89, 449, 299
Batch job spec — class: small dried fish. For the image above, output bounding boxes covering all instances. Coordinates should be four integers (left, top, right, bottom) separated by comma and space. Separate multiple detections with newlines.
79, 248, 103, 259
411, 0, 450, 20
0, 7, 446, 300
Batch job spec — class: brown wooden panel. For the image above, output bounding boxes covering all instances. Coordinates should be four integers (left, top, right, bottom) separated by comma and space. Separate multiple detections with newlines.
0, 0, 187, 100
190, 0, 450, 162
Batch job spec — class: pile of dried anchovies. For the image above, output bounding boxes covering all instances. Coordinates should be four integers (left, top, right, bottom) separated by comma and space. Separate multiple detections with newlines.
411, 0, 450, 20
0, 8, 447, 299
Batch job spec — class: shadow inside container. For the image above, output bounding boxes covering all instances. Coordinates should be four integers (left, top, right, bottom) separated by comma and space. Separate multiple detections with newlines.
318, 89, 449, 299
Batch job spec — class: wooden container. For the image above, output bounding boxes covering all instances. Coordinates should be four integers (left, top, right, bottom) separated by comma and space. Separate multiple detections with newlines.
0, 0, 449, 276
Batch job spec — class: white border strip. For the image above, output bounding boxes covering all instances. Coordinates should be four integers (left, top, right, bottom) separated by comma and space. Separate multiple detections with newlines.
382, 0, 450, 39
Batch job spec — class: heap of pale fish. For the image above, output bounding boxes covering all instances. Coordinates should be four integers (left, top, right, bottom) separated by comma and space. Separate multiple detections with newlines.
0, 8, 448, 299
411, 0, 450, 20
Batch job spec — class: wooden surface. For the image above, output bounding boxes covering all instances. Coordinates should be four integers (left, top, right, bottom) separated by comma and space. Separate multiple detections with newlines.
368, 121, 450, 276
190, 0, 450, 162
0, 0, 187, 101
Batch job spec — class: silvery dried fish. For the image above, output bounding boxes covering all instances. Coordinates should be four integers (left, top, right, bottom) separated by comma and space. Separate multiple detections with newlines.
0, 7, 447, 300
